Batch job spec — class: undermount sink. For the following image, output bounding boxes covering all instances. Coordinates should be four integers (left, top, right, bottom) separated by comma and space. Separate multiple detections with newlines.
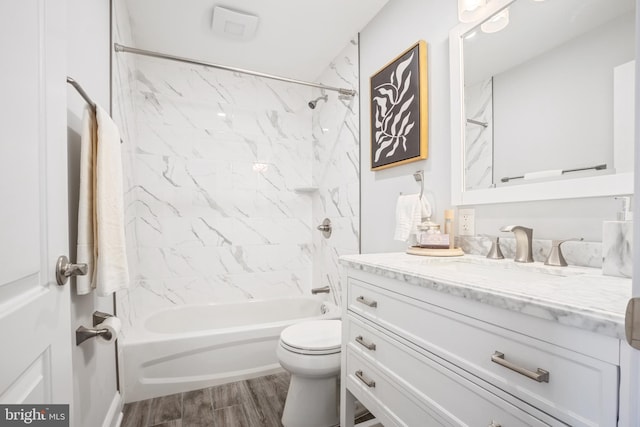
404, 254, 592, 281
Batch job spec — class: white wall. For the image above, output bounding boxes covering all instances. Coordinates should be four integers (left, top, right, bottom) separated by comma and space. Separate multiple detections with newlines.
360, 0, 457, 253
66, 1, 121, 426
360, 0, 631, 252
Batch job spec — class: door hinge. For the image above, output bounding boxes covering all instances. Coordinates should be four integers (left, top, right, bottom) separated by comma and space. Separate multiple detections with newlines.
625, 298, 640, 350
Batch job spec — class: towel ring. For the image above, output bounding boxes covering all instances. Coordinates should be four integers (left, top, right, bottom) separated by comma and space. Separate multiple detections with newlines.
413, 170, 424, 199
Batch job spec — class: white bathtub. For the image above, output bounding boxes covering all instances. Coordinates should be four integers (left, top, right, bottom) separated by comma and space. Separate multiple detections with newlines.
121, 297, 340, 402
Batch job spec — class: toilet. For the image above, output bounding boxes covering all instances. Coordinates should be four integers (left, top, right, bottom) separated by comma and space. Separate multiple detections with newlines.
277, 319, 342, 427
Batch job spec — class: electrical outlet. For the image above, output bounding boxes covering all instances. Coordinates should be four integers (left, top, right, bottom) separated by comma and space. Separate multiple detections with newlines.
458, 208, 475, 236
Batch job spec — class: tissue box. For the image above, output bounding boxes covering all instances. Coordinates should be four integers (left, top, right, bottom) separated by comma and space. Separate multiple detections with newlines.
602, 221, 633, 278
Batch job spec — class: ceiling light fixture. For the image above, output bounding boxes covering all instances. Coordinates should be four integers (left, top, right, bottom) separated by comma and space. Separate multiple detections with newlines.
458, 0, 488, 23
480, 8, 510, 33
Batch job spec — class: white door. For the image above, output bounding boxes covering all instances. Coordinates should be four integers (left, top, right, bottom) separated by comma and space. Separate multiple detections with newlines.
0, 0, 73, 412
624, 2, 640, 425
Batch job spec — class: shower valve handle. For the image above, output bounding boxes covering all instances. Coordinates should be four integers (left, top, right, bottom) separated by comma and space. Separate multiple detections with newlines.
316, 218, 332, 238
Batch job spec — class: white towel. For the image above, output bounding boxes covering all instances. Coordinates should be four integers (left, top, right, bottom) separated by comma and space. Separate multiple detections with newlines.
76, 106, 97, 295
94, 105, 130, 296
524, 169, 563, 180
394, 194, 432, 242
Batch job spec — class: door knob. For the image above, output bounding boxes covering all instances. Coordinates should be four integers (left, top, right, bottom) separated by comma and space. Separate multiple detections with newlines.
55, 255, 88, 286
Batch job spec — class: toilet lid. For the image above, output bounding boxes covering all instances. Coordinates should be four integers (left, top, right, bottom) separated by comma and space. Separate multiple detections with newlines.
280, 320, 342, 353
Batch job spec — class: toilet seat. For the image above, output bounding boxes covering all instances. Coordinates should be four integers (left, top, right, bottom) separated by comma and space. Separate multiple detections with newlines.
280, 320, 341, 355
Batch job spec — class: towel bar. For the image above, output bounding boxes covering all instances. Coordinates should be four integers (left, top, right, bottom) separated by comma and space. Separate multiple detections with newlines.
66, 76, 124, 144
501, 164, 606, 183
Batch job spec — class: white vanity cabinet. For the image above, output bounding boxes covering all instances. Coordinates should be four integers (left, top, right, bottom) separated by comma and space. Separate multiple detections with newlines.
340, 258, 623, 427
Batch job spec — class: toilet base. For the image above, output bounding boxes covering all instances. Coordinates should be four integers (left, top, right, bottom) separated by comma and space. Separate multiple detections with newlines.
281, 375, 339, 427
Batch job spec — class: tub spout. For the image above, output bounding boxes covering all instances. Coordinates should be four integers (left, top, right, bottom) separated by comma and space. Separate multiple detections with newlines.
311, 286, 330, 294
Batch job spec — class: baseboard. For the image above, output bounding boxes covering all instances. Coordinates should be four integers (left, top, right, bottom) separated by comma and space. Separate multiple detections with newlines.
101, 391, 124, 427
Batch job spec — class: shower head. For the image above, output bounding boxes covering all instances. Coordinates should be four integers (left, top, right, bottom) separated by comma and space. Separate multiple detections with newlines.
308, 94, 328, 109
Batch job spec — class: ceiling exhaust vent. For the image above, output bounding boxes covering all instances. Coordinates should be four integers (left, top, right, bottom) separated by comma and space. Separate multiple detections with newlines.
211, 6, 259, 41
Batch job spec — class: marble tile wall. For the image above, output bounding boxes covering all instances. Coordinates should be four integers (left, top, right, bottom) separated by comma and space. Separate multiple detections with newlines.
114, 36, 360, 330
311, 39, 360, 307
464, 78, 493, 190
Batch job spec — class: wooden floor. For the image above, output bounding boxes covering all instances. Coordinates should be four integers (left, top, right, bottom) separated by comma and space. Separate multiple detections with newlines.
121, 372, 291, 427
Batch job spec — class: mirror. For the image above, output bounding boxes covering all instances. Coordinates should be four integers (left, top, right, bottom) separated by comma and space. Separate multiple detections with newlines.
450, 0, 635, 205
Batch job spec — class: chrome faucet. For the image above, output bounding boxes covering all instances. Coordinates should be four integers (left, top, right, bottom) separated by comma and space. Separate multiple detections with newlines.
311, 286, 330, 294
500, 225, 534, 263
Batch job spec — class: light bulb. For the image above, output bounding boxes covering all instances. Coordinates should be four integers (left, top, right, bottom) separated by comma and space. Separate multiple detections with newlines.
481, 8, 510, 33
458, 0, 488, 23
466, 0, 483, 10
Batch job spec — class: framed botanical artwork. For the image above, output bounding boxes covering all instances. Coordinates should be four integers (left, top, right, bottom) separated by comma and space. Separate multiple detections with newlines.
370, 40, 428, 170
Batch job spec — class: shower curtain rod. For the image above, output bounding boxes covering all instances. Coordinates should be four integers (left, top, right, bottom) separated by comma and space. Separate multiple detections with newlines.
113, 43, 357, 97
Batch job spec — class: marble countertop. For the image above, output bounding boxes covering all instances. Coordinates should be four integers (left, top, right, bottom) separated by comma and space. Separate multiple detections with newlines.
339, 252, 632, 339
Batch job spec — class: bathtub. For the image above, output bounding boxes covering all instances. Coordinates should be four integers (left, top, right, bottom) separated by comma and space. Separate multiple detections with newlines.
121, 297, 340, 402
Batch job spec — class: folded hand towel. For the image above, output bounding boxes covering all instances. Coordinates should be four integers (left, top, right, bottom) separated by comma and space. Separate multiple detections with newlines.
420, 195, 432, 219
76, 106, 97, 295
394, 194, 431, 242
95, 105, 130, 296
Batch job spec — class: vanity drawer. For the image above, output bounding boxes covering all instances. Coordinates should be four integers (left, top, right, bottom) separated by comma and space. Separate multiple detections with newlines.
347, 278, 618, 427
345, 339, 553, 427
345, 351, 451, 427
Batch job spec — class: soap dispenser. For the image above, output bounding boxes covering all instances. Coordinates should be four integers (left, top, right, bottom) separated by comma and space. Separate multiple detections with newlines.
602, 196, 633, 278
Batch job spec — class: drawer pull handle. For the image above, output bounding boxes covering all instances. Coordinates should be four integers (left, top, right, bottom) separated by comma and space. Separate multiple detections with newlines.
356, 296, 378, 308
355, 335, 376, 351
355, 370, 376, 388
491, 351, 549, 383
